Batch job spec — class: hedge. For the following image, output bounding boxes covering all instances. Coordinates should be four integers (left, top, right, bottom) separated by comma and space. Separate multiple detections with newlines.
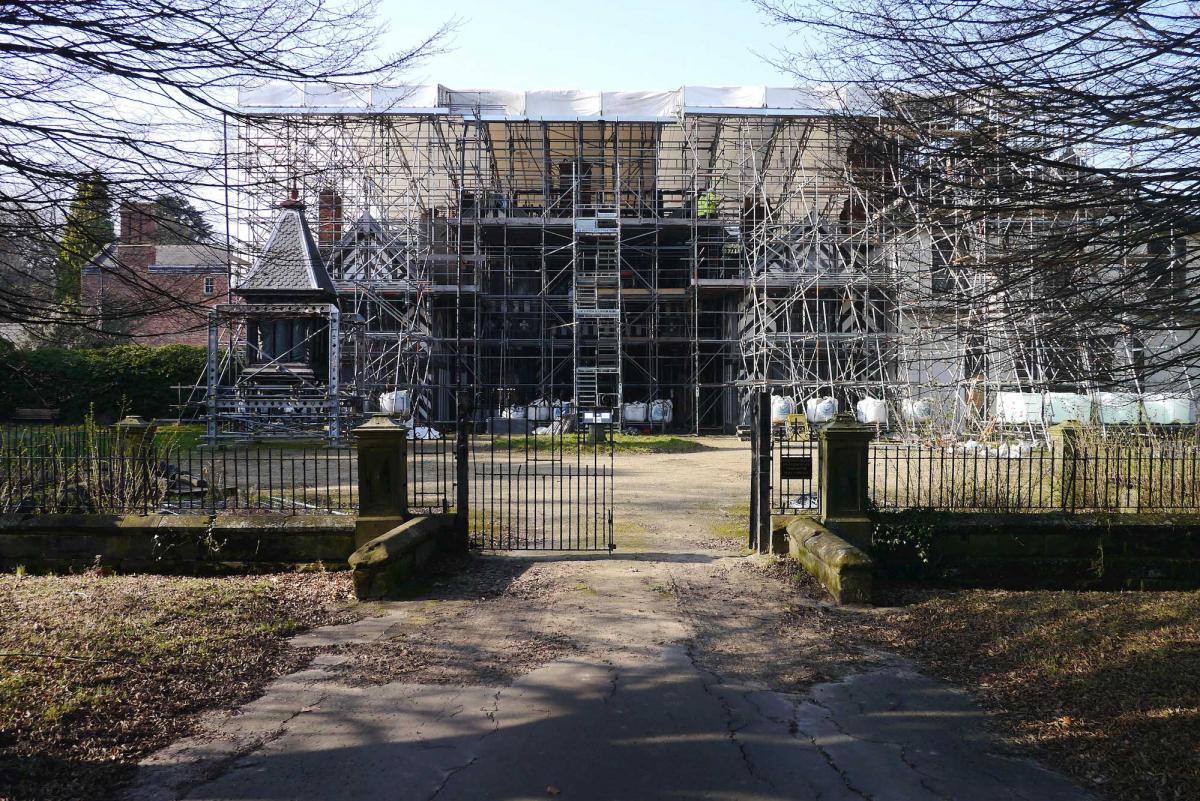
0, 344, 207, 423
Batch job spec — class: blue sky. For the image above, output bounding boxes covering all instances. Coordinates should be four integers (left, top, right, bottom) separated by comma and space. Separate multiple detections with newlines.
376, 0, 800, 89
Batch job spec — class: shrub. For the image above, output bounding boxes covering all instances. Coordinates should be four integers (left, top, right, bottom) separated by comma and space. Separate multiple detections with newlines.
870, 505, 943, 581
0, 344, 206, 422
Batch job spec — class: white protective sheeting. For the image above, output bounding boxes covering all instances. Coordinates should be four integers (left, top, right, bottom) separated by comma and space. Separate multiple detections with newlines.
524, 90, 602, 118
238, 81, 303, 107
601, 90, 679, 118
994, 391, 1043, 423
238, 81, 443, 110
765, 87, 838, 112
1096, 391, 1140, 424
683, 85, 768, 108
447, 89, 526, 115
303, 83, 371, 108
1142, 395, 1196, 424
237, 82, 844, 117
372, 84, 443, 109
1045, 392, 1092, 424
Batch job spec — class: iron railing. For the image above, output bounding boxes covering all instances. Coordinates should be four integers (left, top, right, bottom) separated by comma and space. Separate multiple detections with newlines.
0, 424, 458, 516
868, 441, 1200, 513
407, 423, 456, 515
766, 430, 1200, 516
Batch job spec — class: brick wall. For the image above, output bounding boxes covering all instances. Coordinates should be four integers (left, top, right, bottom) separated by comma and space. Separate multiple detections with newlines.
81, 203, 230, 346
82, 263, 229, 346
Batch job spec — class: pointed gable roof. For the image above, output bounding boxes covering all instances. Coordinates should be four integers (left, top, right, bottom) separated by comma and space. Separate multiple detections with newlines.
335, 209, 387, 245
235, 195, 336, 300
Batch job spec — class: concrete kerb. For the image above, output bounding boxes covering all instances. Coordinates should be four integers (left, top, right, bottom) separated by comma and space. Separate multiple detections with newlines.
783, 516, 875, 605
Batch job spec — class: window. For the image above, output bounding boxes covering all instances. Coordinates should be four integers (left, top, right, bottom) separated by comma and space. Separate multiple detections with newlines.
203, 276, 215, 296
963, 334, 987, 379
931, 230, 960, 293
1128, 336, 1147, 385
1147, 236, 1186, 291
1086, 335, 1117, 386
252, 319, 315, 364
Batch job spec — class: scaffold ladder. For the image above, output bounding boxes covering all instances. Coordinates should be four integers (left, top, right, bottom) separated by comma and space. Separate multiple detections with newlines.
573, 201, 622, 413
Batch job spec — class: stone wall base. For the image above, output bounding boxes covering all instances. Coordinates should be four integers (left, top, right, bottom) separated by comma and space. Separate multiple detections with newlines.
0, 513, 355, 574
781, 516, 875, 605
874, 512, 1200, 590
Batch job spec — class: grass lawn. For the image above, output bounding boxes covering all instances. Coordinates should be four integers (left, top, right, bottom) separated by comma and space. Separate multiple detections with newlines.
487, 434, 712, 454
153, 422, 206, 451
0, 570, 357, 801
847, 587, 1200, 801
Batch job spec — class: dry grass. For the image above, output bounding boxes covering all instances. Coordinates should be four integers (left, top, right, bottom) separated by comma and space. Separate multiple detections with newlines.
847, 587, 1200, 801
488, 434, 712, 454
0, 570, 358, 801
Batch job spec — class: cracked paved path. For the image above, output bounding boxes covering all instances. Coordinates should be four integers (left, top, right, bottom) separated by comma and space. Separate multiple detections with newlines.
124, 438, 1095, 801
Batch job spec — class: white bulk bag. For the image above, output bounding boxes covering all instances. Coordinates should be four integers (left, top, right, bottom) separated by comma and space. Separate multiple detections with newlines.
856, 398, 888, 425
527, 399, 552, 421
996, 443, 1032, 459
804, 396, 839, 423
901, 398, 933, 422
505, 404, 527, 420
770, 396, 796, 423
649, 399, 673, 423
553, 400, 574, 420
1096, 392, 1140, 424
1143, 395, 1196, 424
623, 402, 648, 423
379, 390, 410, 416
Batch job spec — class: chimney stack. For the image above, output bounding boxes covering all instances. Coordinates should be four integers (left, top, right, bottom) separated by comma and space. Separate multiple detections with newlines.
118, 201, 156, 268
317, 187, 343, 248
120, 201, 157, 245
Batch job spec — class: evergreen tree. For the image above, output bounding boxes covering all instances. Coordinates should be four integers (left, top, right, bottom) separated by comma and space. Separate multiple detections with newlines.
149, 194, 214, 244
56, 173, 114, 307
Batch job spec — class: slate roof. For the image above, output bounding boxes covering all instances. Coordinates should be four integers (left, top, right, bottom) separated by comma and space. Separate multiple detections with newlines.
153, 243, 229, 267
343, 210, 388, 241
235, 200, 336, 299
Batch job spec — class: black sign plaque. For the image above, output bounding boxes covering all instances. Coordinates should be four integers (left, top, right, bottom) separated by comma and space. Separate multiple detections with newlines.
779, 456, 813, 480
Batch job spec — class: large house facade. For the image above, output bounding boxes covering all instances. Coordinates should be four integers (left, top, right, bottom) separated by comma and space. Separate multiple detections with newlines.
205, 83, 1198, 438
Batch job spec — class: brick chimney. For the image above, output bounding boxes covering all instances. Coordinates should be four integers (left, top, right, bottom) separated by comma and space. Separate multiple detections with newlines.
118, 202, 156, 269
317, 187, 343, 248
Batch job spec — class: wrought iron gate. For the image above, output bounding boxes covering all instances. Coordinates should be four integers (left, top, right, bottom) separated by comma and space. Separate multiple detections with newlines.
460, 389, 615, 551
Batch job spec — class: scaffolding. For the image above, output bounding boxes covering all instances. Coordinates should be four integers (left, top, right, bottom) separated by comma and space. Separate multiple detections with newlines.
218, 84, 1196, 439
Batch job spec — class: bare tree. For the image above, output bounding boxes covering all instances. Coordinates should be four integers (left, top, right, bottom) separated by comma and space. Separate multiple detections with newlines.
0, 0, 447, 337
757, 0, 1200, 394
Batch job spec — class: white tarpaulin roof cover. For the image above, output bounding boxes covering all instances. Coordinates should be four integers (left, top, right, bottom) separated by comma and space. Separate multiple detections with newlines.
237, 83, 847, 118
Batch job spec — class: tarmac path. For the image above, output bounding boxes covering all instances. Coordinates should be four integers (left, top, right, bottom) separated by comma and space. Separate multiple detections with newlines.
124, 438, 1093, 801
